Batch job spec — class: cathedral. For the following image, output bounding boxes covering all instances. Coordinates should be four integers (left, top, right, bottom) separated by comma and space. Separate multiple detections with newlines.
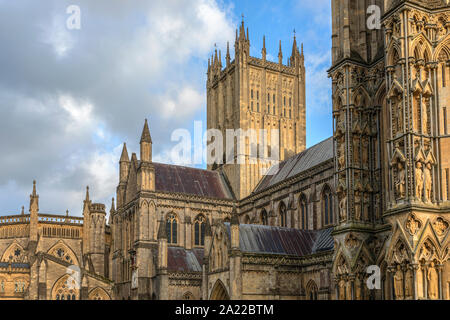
0, 0, 449, 300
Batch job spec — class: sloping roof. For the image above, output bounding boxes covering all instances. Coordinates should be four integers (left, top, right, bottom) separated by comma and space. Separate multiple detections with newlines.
254, 137, 333, 193
225, 223, 334, 256
167, 247, 204, 273
153, 163, 233, 200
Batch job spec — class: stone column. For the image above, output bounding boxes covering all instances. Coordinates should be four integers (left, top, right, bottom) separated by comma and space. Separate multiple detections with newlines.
350, 275, 355, 300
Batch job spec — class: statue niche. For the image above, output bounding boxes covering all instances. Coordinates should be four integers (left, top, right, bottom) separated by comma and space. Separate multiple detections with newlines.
427, 262, 439, 300
395, 161, 406, 199
415, 161, 424, 200
424, 162, 433, 202
393, 265, 404, 300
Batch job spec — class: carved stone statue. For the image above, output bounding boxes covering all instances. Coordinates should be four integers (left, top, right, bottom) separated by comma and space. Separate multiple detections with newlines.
404, 268, 413, 299
394, 265, 404, 300
353, 136, 360, 165
354, 191, 361, 220
338, 141, 345, 169
339, 195, 347, 221
422, 100, 428, 135
363, 193, 370, 221
424, 163, 432, 202
395, 162, 406, 199
427, 262, 438, 300
339, 279, 346, 300
396, 99, 403, 133
415, 162, 424, 200
361, 136, 369, 168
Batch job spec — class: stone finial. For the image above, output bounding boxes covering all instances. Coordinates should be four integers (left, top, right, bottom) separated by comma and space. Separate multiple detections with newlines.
140, 119, 152, 144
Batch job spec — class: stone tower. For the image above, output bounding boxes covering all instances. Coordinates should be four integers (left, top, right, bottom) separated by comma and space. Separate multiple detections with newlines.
330, 0, 450, 300
111, 120, 157, 300
207, 19, 307, 200
82, 187, 107, 276
329, 0, 387, 300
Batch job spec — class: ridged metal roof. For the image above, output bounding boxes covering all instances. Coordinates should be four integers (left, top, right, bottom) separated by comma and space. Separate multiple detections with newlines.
154, 163, 233, 200
167, 247, 203, 273
254, 137, 333, 192
225, 223, 334, 256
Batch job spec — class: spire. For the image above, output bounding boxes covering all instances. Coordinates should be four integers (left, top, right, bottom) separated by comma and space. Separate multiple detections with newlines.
111, 197, 115, 212
32, 180, 37, 197
301, 42, 304, 56
140, 119, 152, 144
262, 35, 266, 60
66, 209, 69, 216
278, 40, 283, 65
246, 27, 249, 42
21, 206, 24, 215
84, 186, 90, 202
218, 50, 222, 68
120, 143, 129, 162
226, 41, 231, 66
291, 29, 298, 57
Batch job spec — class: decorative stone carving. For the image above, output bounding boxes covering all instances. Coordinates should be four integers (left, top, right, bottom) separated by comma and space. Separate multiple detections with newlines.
394, 265, 404, 300
354, 190, 362, 221
404, 268, 413, 299
395, 162, 406, 199
433, 217, 449, 236
339, 194, 347, 222
405, 214, 422, 236
424, 162, 433, 202
345, 233, 359, 249
427, 262, 438, 300
415, 162, 424, 200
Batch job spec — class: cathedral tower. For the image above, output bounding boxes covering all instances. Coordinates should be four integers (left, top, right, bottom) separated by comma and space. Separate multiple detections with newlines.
207, 19, 307, 200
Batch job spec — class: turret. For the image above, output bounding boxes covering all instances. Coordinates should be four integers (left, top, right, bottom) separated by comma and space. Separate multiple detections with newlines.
82, 186, 91, 255
120, 142, 130, 182
89, 202, 106, 276
140, 119, 152, 162
278, 40, 283, 65
262, 35, 266, 61
138, 120, 155, 192
29, 180, 39, 242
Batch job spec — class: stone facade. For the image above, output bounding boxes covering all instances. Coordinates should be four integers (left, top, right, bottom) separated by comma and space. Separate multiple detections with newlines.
1, 0, 449, 301
0, 182, 113, 300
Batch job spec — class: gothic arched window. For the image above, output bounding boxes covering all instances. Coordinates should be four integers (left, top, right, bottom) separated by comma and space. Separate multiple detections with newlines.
260, 209, 268, 225
299, 194, 308, 230
279, 202, 287, 227
194, 215, 206, 246
322, 186, 333, 226
166, 213, 178, 244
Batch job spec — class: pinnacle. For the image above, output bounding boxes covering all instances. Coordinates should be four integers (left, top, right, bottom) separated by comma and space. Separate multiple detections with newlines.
140, 119, 152, 143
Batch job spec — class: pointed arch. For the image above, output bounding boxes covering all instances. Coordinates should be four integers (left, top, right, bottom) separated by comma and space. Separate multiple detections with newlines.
51, 274, 80, 300
278, 201, 287, 227
1, 241, 27, 263
166, 212, 178, 245
210, 279, 230, 300
194, 214, 206, 246
47, 240, 79, 266
260, 209, 268, 226
88, 287, 111, 300
321, 184, 334, 226
306, 280, 318, 300
298, 193, 308, 230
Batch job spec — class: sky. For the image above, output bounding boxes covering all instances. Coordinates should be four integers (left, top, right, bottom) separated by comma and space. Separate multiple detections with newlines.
0, 0, 332, 218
